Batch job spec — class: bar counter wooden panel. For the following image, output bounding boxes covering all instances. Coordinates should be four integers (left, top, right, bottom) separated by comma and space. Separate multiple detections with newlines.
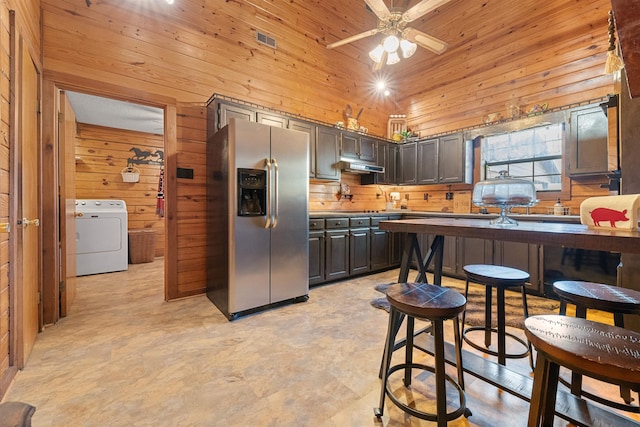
380, 217, 640, 254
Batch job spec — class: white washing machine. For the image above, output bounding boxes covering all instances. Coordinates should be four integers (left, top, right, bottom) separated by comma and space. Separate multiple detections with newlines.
75, 199, 128, 276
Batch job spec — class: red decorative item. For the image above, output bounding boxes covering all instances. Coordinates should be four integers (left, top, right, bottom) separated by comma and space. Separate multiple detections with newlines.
156, 166, 165, 217
590, 207, 628, 227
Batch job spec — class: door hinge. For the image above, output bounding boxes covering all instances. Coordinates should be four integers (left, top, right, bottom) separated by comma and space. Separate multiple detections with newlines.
58, 111, 63, 123
37, 291, 41, 304
60, 280, 66, 292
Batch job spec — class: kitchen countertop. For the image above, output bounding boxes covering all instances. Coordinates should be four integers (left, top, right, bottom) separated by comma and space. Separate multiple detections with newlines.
309, 210, 581, 223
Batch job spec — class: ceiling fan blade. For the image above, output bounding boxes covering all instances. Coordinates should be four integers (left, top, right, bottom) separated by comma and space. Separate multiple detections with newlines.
326, 28, 380, 49
403, 28, 448, 54
402, 0, 452, 23
364, 0, 391, 21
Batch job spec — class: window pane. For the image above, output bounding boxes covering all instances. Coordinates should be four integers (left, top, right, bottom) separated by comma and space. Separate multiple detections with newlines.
534, 159, 562, 175
534, 174, 562, 192
510, 162, 533, 178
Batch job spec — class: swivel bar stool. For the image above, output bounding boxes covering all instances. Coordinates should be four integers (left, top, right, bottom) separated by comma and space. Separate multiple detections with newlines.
374, 282, 470, 426
553, 280, 640, 412
461, 264, 533, 368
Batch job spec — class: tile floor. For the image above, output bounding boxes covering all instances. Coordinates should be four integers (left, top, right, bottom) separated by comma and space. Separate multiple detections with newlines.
3, 259, 639, 426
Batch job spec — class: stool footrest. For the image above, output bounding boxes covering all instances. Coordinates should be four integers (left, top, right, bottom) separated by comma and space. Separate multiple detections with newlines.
462, 326, 530, 360
380, 362, 466, 422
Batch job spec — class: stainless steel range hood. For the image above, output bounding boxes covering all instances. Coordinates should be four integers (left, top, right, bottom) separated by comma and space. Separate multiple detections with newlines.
338, 160, 384, 174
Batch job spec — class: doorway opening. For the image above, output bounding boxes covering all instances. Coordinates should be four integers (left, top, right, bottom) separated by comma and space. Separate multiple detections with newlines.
56, 89, 168, 318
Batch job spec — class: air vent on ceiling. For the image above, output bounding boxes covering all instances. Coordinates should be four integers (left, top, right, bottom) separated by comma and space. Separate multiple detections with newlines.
256, 31, 276, 49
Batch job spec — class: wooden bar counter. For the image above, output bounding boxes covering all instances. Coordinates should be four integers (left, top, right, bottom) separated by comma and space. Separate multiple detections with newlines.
379, 217, 640, 426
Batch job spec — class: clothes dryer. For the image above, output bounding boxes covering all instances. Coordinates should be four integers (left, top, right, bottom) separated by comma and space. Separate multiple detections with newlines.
75, 199, 128, 276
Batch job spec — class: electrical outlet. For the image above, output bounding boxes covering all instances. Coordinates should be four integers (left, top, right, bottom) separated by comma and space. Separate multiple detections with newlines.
423, 193, 429, 201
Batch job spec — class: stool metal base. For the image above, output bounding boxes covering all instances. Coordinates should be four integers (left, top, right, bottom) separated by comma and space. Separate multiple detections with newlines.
462, 326, 530, 360
377, 362, 467, 422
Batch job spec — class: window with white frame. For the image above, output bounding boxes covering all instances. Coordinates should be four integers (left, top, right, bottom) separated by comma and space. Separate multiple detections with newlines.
481, 123, 564, 192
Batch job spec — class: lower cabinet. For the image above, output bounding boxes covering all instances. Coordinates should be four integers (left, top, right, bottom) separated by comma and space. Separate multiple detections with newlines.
325, 228, 350, 282
370, 219, 389, 272
308, 230, 325, 286
350, 227, 371, 275
309, 215, 401, 286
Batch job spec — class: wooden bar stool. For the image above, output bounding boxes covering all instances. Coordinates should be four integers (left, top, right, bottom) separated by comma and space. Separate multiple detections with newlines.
374, 282, 470, 426
553, 280, 640, 412
462, 264, 533, 368
0, 401, 35, 427
525, 315, 640, 427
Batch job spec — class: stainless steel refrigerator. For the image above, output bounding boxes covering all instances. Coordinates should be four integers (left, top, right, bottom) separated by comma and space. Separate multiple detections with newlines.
206, 118, 309, 320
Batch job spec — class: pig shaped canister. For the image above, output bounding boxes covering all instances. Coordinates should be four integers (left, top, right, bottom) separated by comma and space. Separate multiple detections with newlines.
580, 194, 640, 230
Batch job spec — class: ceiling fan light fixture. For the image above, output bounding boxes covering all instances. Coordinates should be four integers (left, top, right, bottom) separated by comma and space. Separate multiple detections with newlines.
400, 39, 417, 58
369, 44, 385, 63
386, 51, 401, 65
382, 35, 400, 53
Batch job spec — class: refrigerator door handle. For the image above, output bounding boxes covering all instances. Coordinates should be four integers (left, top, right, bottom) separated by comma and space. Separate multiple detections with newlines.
264, 158, 272, 228
272, 158, 278, 228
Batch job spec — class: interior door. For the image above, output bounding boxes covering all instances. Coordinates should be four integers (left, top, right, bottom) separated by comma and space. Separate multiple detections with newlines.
19, 42, 41, 365
59, 91, 76, 316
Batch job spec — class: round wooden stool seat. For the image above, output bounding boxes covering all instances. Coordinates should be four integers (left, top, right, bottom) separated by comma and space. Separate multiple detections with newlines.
386, 281, 467, 320
552, 280, 640, 411
463, 264, 530, 288
375, 282, 470, 426
525, 315, 640, 426
461, 264, 532, 367
553, 280, 640, 315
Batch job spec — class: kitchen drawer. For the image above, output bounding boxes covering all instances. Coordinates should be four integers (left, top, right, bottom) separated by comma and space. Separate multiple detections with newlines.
309, 219, 325, 230
370, 216, 389, 226
325, 218, 349, 229
350, 217, 371, 228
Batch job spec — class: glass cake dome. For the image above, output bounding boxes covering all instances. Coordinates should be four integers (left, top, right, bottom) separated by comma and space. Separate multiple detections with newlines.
473, 171, 538, 226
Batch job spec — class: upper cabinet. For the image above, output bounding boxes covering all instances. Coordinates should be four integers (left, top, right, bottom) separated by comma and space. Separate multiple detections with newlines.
438, 134, 472, 184
257, 111, 288, 128
208, 100, 256, 139
399, 142, 417, 185
416, 133, 472, 185
340, 132, 376, 162
289, 119, 317, 178
316, 126, 341, 181
417, 138, 438, 184
567, 105, 609, 176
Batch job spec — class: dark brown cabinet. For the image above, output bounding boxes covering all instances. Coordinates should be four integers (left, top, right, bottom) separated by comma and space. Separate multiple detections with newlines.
568, 105, 609, 176
341, 132, 376, 162
316, 126, 341, 181
370, 216, 389, 272
349, 218, 371, 275
257, 111, 288, 128
289, 119, 317, 178
495, 241, 541, 293
325, 218, 350, 281
417, 138, 438, 184
208, 100, 255, 138
399, 142, 417, 185
417, 134, 471, 185
308, 219, 325, 285
309, 215, 401, 285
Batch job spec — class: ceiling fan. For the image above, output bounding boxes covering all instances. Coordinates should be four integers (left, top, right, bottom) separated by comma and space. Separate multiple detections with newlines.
327, 0, 451, 69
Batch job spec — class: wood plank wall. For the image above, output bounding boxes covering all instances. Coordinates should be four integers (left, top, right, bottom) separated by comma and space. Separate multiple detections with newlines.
174, 103, 207, 297
39, 0, 617, 304
74, 123, 165, 257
